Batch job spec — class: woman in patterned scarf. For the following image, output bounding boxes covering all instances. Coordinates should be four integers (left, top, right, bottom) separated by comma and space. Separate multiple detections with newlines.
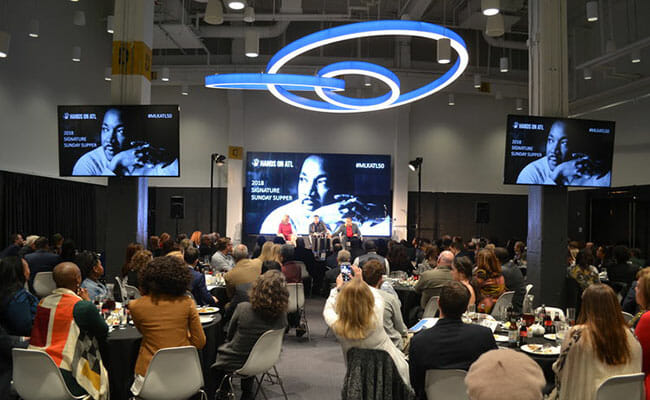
474, 249, 506, 314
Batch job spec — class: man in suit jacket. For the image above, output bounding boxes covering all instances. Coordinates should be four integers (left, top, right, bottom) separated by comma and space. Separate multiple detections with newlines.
24, 237, 61, 293
409, 281, 498, 399
224, 244, 262, 299
414, 250, 454, 309
184, 247, 217, 306
353, 240, 390, 275
495, 247, 526, 313
332, 218, 361, 248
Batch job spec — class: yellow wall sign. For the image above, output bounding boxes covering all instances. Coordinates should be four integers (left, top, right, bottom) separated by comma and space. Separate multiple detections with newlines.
111, 41, 152, 80
228, 146, 244, 160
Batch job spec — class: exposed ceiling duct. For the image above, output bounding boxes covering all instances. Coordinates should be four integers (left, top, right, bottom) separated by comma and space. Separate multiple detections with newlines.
482, 31, 527, 50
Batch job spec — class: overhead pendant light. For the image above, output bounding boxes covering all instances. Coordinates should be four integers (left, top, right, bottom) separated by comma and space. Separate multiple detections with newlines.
0, 31, 10, 58
583, 68, 592, 80
245, 30, 259, 58
500, 56, 509, 72
106, 15, 114, 34
436, 38, 451, 64
631, 50, 641, 64
73, 11, 86, 26
161, 67, 170, 81
363, 76, 372, 87
181, 84, 189, 96
243, 6, 255, 23
204, 0, 224, 25
447, 93, 455, 106
28, 19, 39, 38
473, 73, 481, 89
70, 0, 79, 2
495, 90, 503, 100
485, 14, 504, 37
104, 66, 112, 81
225, 0, 246, 11
481, 0, 500, 16
586, 1, 598, 22
72, 46, 81, 62
516, 98, 523, 111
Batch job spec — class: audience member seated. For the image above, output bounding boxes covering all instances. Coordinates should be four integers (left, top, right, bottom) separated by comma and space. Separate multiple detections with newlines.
261, 260, 281, 273
29, 262, 109, 399
25, 236, 61, 292
257, 241, 275, 264
279, 244, 302, 284
190, 230, 202, 249
388, 243, 414, 275
0, 323, 29, 400
161, 238, 180, 256
362, 260, 408, 351
608, 245, 640, 290
18, 235, 38, 258
632, 268, 650, 398
199, 234, 216, 259
126, 249, 152, 288
549, 284, 641, 400
148, 235, 162, 257
323, 271, 411, 389
465, 349, 546, 400
0, 233, 24, 258
325, 249, 351, 290
211, 237, 235, 272
474, 249, 506, 314
567, 248, 601, 293
185, 247, 218, 306
224, 245, 261, 316
354, 240, 390, 274
121, 243, 144, 281
294, 237, 316, 279
414, 250, 454, 309
77, 251, 108, 301
494, 247, 526, 313
128, 256, 206, 396
326, 241, 343, 269
213, 270, 288, 400
251, 236, 267, 259
60, 239, 78, 262
0, 256, 38, 336
631, 248, 646, 270
414, 244, 438, 275
451, 256, 478, 307
409, 281, 497, 399
348, 236, 365, 262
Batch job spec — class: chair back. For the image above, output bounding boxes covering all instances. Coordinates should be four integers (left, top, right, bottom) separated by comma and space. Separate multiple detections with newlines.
235, 329, 285, 377
622, 311, 635, 324
33, 272, 56, 298
424, 369, 469, 400
12, 348, 87, 400
422, 296, 440, 318
138, 346, 204, 400
114, 276, 127, 303
535, 306, 566, 321
296, 261, 310, 279
491, 291, 515, 319
124, 284, 141, 299
287, 283, 305, 313
595, 373, 645, 400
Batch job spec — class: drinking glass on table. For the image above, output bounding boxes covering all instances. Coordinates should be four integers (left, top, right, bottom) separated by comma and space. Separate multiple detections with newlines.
566, 307, 576, 326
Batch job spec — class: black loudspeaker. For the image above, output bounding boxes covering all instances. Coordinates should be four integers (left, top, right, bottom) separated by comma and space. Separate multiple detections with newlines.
170, 196, 185, 219
475, 202, 489, 224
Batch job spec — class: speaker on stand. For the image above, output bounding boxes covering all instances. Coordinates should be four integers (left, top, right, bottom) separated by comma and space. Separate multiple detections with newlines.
170, 196, 184, 238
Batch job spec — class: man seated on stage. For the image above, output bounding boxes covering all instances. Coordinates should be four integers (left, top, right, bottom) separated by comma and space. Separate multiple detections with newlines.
309, 214, 330, 252
332, 217, 361, 247
277, 214, 296, 243
309, 215, 329, 235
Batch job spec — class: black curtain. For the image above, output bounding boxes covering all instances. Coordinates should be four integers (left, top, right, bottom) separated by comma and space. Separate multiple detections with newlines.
1, 171, 98, 251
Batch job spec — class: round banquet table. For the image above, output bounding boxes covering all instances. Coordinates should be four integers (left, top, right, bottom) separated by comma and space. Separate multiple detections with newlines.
105, 314, 223, 400
496, 332, 558, 386
393, 284, 421, 326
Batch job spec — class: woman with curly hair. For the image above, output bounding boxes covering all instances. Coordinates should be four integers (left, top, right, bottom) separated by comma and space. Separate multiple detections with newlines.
0, 256, 38, 336
213, 270, 289, 400
120, 243, 143, 280
128, 256, 206, 395
474, 248, 506, 314
126, 250, 152, 287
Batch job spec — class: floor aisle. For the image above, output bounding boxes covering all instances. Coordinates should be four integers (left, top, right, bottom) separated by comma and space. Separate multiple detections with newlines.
252, 296, 345, 400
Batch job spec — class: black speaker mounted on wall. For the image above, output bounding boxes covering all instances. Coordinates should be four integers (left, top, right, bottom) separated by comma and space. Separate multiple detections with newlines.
475, 201, 489, 224
170, 196, 185, 219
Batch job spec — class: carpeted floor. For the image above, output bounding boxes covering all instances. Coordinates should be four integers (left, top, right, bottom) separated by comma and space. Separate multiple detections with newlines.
235, 296, 346, 400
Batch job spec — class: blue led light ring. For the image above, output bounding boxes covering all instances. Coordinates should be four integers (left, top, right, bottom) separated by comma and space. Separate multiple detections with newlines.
314, 61, 401, 109
204, 73, 345, 92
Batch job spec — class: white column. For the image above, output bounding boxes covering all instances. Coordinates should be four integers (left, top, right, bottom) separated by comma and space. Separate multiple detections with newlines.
226, 91, 245, 244
392, 106, 411, 241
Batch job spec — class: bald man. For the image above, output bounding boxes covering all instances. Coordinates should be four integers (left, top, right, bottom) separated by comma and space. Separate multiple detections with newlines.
415, 250, 455, 309
29, 262, 109, 398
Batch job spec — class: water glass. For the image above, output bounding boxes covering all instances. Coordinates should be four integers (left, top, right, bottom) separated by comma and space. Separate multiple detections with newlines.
566, 307, 576, 325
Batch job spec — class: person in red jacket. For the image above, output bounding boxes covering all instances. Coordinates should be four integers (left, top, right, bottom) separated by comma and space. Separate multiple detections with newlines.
277, 214, 295, 243
634, 268, 650, 400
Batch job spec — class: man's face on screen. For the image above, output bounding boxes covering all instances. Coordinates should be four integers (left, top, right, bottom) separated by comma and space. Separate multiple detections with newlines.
101, 109, 128, 161
298, 156, 332, 211
546, 122, 569, 171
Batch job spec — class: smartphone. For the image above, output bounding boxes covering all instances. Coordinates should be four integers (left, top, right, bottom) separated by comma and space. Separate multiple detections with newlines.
340, 264, 352, 282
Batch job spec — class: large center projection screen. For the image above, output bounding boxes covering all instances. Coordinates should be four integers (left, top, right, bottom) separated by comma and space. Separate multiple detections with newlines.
245, 152, 392, 237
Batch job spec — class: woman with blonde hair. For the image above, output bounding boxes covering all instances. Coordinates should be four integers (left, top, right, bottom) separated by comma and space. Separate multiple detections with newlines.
474, 249, 506, 314
271, 243, 283, 264
323, 270, 410, 387
257, 241, 275, 263
550, 284, 641, 400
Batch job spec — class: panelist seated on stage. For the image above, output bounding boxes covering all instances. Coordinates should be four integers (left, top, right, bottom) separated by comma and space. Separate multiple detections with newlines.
332, 218, 361, 244
309, 215, 330, 236
277, 214, 297, 243
259, 154, 390, 236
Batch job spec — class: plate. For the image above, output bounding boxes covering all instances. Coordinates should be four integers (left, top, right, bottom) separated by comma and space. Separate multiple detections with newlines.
544, 333, 556, 341
200, 316, 215, 324
520, 344, 560, 356
493, 334, 509, 343
198, 306, 219, 315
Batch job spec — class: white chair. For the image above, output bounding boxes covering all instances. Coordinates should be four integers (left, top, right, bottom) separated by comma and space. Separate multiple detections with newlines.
124, 284, 141, 299
214, 329, 288, 400
12, 348, 90, 400
424, 369, 469, 400
595, 372, 645, 400
622, 311, 635, 324
288, 282, 310, 341
535, 306, 566, 322
133, 346, 205, 400
33, 272, 56, 298
115, 276, 128, 303
422, 296, 440, 318
522, 284, 534, 312
491, 291, 515, 319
